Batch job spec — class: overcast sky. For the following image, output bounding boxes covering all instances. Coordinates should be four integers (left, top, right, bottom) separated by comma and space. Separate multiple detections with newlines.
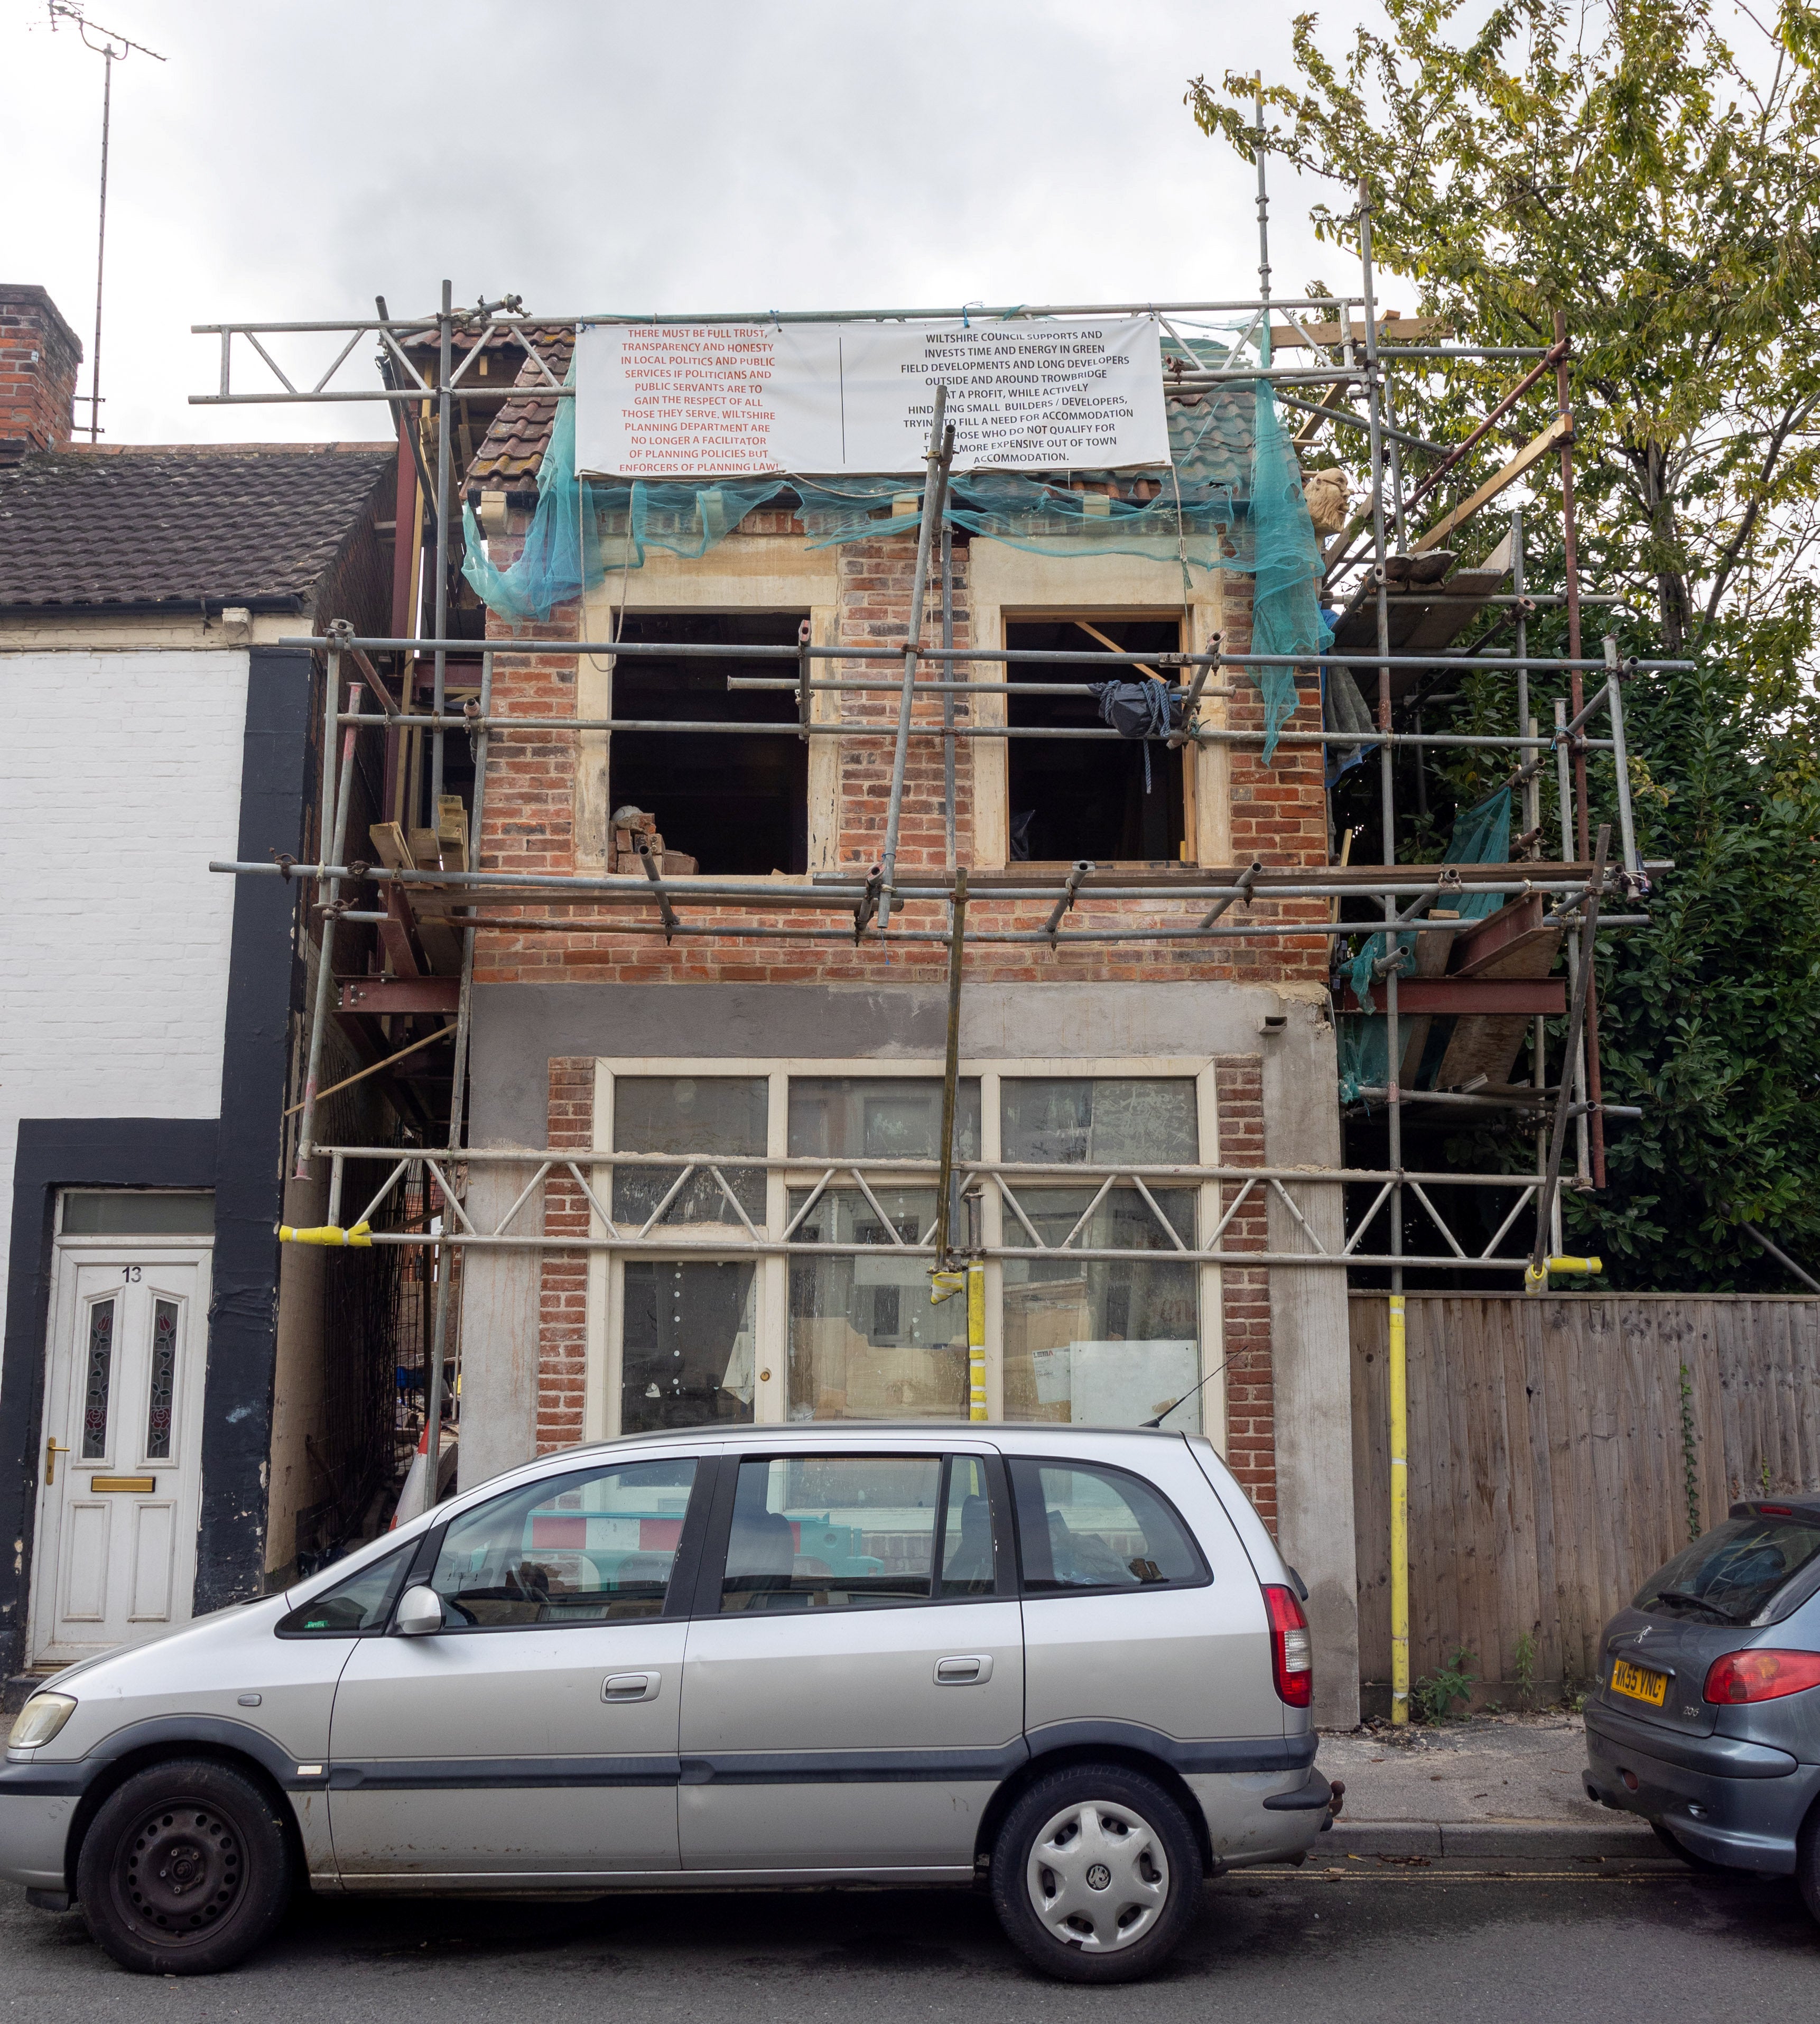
7, 0, 1407, 446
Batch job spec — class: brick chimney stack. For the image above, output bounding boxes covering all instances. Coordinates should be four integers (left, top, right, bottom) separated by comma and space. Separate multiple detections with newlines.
0, 286, 83, 456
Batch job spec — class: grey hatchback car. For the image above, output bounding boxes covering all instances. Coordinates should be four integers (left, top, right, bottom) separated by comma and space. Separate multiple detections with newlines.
3, 1424, 1333, 1981
1584, 1496, 1820, 1912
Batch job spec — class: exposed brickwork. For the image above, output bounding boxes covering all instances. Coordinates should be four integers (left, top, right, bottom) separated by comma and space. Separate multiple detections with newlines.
1214, 1055, 1277, 1532
484, 514, 1319, 1490
536, 1057, 595, 1454
475, 522, 1330, 991
0, 286, 81, 454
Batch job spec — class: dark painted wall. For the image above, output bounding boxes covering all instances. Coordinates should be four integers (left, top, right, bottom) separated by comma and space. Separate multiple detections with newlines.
194, 646, 311, 1611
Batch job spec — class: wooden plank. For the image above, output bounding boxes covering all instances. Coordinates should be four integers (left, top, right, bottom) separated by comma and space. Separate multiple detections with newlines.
1434, 1012, 1532, 1089
1269, 315, 1452, 350
1349, 1300, 1393, 1689
1413, 413, 1574, 554
407, 826, 445, 874
1520, 1298, 1565, 1688
1492, 1298, 1543, 1696
368, 821, 415, 872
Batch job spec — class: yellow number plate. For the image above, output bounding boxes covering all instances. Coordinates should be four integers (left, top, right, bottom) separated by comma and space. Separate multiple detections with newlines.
1611, 1657, 1668, 1707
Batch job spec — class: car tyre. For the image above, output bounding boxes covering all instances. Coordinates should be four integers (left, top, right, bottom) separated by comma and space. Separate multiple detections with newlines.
1649, 1819, 1734, 1874
990, 1762, 1202, 1984
76, 1757, 293, 1975
1797, 1801, 1820, 1925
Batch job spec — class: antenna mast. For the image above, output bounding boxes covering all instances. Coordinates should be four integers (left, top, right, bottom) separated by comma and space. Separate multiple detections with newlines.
46, 2, 165, 443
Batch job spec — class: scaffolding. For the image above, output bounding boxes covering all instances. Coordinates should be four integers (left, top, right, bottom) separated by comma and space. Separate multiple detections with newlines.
197, 142, 1683, 1713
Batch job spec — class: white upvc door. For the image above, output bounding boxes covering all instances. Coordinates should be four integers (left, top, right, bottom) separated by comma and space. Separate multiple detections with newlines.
29, 1241, 212, 1667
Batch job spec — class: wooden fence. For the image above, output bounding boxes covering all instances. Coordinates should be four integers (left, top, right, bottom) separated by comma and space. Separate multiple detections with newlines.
1349, 1293, 1820, 1706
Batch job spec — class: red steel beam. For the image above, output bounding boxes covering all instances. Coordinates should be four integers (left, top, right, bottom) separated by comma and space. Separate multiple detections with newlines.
1339, 979, 1565, 1015
339, 977, 459, 1015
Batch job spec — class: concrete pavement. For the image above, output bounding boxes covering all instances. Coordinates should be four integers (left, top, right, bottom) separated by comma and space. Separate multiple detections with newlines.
1319, 1709, 1659, 1860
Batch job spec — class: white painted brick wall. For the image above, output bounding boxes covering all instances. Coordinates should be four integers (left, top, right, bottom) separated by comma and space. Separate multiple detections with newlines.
0, 650, 250, 1358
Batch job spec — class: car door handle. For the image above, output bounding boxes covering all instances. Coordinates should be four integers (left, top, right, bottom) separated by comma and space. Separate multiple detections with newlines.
934, 1655, 991, 1685
602, 1672, 661, 1703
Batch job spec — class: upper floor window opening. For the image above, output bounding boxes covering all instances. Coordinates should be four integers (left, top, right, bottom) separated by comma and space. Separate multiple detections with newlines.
607, 611, 807, 878
1005, 617, 1185, 866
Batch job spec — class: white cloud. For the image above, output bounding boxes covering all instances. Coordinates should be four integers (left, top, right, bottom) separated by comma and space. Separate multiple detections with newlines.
8, 0, 1385, 445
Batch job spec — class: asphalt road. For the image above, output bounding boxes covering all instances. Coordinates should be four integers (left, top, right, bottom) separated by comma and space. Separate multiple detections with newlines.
3, 1859, 1816, 2020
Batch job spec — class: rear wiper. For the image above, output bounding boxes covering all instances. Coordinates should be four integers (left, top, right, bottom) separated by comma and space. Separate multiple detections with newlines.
1646, 1587, 1737, 1624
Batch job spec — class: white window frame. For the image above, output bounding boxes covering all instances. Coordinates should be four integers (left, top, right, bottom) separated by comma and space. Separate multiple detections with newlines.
585, 1058, 1225, 1449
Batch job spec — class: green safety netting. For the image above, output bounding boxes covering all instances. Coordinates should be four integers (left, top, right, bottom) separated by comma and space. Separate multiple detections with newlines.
461, 349, 1330, 761
1338, 785, 1515, 1102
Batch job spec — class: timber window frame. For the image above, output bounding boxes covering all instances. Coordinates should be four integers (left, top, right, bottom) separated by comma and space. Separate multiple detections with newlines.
582, 1057, 1227, 1448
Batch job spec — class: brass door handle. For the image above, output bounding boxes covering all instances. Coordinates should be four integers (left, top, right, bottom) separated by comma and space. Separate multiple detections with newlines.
45, 1439, 71, 1486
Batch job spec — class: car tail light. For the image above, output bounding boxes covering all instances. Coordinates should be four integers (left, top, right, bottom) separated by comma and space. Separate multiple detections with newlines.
1264, 1585, 1313, 1707
1703, 1649, 1820, 1704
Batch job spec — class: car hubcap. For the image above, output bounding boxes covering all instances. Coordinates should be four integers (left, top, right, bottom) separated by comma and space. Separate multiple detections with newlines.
118, 1805, 244, 1940
1026, 1798, 1169, 1953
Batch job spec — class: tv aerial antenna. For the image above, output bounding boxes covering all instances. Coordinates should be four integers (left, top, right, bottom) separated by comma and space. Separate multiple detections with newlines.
44, 2, 166, 443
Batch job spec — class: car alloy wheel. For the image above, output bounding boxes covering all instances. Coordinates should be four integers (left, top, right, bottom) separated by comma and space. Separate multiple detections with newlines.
1025, 1797, 1170, 1953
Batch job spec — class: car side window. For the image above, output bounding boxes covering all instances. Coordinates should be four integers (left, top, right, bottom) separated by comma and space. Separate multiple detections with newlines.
278, 1544, 411, 1636
1009, 1459, 1206, 1594
426, 1458, 698, 1629
721, 1453, 958, 1612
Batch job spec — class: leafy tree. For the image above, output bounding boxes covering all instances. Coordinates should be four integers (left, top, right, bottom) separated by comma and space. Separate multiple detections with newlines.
1187, 2, 1820, 1287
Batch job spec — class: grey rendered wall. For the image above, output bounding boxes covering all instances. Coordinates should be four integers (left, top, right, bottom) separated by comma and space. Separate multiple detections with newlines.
460, 979, 1358, 1721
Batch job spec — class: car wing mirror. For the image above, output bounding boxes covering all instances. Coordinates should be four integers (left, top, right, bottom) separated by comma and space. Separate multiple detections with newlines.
394, 1584, 444, 1636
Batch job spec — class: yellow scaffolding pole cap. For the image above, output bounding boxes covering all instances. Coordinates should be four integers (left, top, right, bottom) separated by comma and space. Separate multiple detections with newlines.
1526, 1254, 1602, 1291
278, 1222, 373, 1248
928, 1269, 965, 1305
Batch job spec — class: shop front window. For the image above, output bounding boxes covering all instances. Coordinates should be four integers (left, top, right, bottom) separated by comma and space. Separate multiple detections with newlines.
613, 1076, 767, 1228
1000, 1077, 1202, 1432
621, 1259, 757, 1434
787, 1189, 967, 1421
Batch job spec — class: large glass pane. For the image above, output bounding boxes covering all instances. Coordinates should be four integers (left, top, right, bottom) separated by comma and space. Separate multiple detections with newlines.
429, 1458, 699, 1627
720, 1453, 941, 1611
80, 1297, 116, 1458
1000, 1078, 1197, 1166
786, 1188, 966, 1421
62, 1190, 215, 1235
145, 1298, 177, 1460
788, 1077, 981, 1161
1001, 1187, 1200, 1431
621, 1259, 758, 1433
1009, 1460, 1205, 1593
613, 1075, 767, 1226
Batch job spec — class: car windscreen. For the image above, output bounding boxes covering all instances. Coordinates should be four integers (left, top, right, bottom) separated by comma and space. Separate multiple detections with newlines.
1634, 1512, 1820, 1625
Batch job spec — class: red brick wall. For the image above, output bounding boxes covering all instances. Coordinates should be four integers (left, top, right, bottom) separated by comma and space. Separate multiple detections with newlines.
1214, 1056, 1276, 1531
0, 287, 81, 453
474, 523, 1330, 991
537, 1057, 595, 1454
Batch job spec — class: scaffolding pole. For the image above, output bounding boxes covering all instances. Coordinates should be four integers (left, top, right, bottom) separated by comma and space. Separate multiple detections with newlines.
878, 391, 953, 927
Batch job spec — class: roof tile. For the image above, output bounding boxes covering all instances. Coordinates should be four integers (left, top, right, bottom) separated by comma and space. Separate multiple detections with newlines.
0, 443, 394, 609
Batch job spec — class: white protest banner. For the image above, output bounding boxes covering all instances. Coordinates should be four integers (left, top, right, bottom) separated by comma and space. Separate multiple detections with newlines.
573, 317, 1169, 478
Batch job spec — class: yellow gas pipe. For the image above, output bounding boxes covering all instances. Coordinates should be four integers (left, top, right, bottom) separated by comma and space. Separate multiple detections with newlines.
1389, 1292, 1409, 1725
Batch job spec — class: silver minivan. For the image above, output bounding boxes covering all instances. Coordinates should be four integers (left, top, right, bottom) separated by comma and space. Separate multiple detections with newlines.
2, 1424, 1333, 1982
